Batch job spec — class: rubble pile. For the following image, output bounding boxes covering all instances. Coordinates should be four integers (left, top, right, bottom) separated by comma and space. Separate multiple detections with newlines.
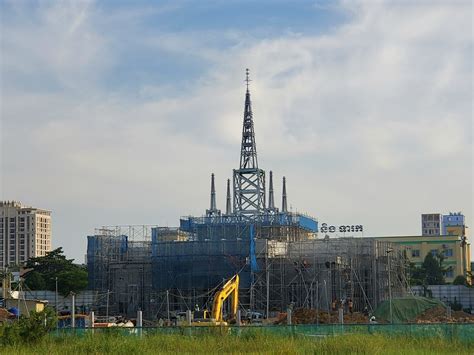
415, 306, 474, 323
275, 308, 371, 324
0, 308, 14, 322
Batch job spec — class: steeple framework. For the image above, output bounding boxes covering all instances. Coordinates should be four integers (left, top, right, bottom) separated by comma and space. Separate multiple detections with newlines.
233, 69, 266, 219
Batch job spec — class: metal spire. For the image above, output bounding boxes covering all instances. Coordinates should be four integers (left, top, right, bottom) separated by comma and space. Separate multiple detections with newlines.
239, 68, 258, 169
268, 171, 275, 210
233, 69, 266, 219
206, 173, 220, 217
282, 176, 288, 213
226, 179, 232, 215
245, 68, 252, 91
210, 173, 216, 210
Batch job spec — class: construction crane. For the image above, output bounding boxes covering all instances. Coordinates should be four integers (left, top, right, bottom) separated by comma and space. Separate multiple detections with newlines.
191, 274, 239, 326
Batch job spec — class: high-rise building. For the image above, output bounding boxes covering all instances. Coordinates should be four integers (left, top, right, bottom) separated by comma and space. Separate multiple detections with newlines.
0, 201, 52, 268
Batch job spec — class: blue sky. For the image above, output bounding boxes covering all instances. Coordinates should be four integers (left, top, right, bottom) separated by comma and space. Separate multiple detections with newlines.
1, 0, 472, 262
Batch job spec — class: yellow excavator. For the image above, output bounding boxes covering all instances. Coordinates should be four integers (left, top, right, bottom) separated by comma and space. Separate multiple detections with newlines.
191, 274, 239, 326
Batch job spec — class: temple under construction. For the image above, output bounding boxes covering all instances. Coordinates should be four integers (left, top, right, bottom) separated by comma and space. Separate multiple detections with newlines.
87, 71, 408, 319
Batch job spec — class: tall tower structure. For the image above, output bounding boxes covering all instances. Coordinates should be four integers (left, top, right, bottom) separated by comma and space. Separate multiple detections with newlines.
233, 69, 266, 219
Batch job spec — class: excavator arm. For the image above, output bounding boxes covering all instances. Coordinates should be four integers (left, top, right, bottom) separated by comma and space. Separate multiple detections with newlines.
211, 275, 239, 322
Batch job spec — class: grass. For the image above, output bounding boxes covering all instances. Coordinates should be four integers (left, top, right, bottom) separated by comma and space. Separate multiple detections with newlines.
0, 330, 472, 355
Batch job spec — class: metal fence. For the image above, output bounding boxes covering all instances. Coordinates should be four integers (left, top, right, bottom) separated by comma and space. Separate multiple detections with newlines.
52, 323, 474, 343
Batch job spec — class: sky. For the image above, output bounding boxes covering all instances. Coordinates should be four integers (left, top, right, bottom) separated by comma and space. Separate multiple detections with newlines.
1, 0, 472, 262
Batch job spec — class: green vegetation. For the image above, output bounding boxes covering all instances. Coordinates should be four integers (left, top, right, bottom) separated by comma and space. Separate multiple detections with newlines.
453, 275, 469, 286
0, 308, 57, 346
410, 252, 446, 286
24, 248, 88, 296
0, 331, 471, 354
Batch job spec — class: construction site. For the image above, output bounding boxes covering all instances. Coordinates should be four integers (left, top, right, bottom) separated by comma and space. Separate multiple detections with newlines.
86, 70, 409, 321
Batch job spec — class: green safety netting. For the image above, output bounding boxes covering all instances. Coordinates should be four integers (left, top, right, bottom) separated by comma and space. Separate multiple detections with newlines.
373, 296, 445, 323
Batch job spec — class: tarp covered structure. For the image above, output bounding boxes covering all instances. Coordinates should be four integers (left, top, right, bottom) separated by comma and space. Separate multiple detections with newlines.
374, 296, 445, 323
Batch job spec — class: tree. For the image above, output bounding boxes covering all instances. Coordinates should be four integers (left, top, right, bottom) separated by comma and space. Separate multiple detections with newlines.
453, 275, 468, 286
56, 268, 88, 297
423, 252, 445, 285
23, 247, 88, 295
409, 252, 446, 286
24, 271, 46, 290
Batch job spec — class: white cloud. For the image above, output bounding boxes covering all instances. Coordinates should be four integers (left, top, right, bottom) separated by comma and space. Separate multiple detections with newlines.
1, 0, 472, 260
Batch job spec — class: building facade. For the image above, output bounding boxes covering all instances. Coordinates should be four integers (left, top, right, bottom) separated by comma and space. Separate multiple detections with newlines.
443, 212, 466, 235
421, 213, 443, 236
376, 235, 471, 284
0, 201, 52, 269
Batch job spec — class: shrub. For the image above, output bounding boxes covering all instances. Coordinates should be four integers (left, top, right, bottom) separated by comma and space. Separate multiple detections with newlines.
0, 307, 57, 345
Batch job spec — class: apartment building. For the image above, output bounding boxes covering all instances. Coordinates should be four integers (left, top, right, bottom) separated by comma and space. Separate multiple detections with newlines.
421, 213, 443, 236
376, 234, 471, 284
0, 201, 52, 268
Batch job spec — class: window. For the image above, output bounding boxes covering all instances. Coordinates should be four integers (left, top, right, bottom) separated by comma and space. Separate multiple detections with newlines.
445, 269, 454, 278
430, 249, 438, 256
444, 249, 453, 257
411, 250, 421, 257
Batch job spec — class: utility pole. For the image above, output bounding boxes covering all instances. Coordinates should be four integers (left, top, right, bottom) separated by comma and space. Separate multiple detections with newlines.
387, 248, 393, 324
166, 290, 170, 323
265, 240, 270, 319
55, 277, 59, 329
70, 292, 76, 328
55, 277, 58, 312
106, 289, 110, 322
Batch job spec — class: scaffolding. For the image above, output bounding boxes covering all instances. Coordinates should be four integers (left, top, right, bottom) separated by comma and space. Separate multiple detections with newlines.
87, 224, 409, 320
87, 226, 156, 317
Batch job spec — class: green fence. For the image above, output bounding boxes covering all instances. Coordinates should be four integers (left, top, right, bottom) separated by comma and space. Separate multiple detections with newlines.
53, 323, 474, 343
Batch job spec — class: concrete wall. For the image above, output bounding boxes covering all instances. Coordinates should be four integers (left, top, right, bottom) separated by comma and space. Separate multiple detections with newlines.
0, 289, 99, 311
411, 285, 474, 309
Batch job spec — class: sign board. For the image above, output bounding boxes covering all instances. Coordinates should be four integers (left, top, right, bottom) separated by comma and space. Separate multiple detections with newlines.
319, 223, 363, 234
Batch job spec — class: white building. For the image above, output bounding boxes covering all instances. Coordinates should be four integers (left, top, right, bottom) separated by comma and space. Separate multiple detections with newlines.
0, 201, 52, 268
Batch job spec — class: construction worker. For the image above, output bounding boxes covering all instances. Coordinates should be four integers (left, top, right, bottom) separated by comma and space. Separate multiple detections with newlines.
348, 298, 353, 314
331, 298, 337, 311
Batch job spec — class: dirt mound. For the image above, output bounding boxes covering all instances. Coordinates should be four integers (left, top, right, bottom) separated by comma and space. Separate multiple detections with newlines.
274, 308, 370, 324
415, 306, 474, 323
